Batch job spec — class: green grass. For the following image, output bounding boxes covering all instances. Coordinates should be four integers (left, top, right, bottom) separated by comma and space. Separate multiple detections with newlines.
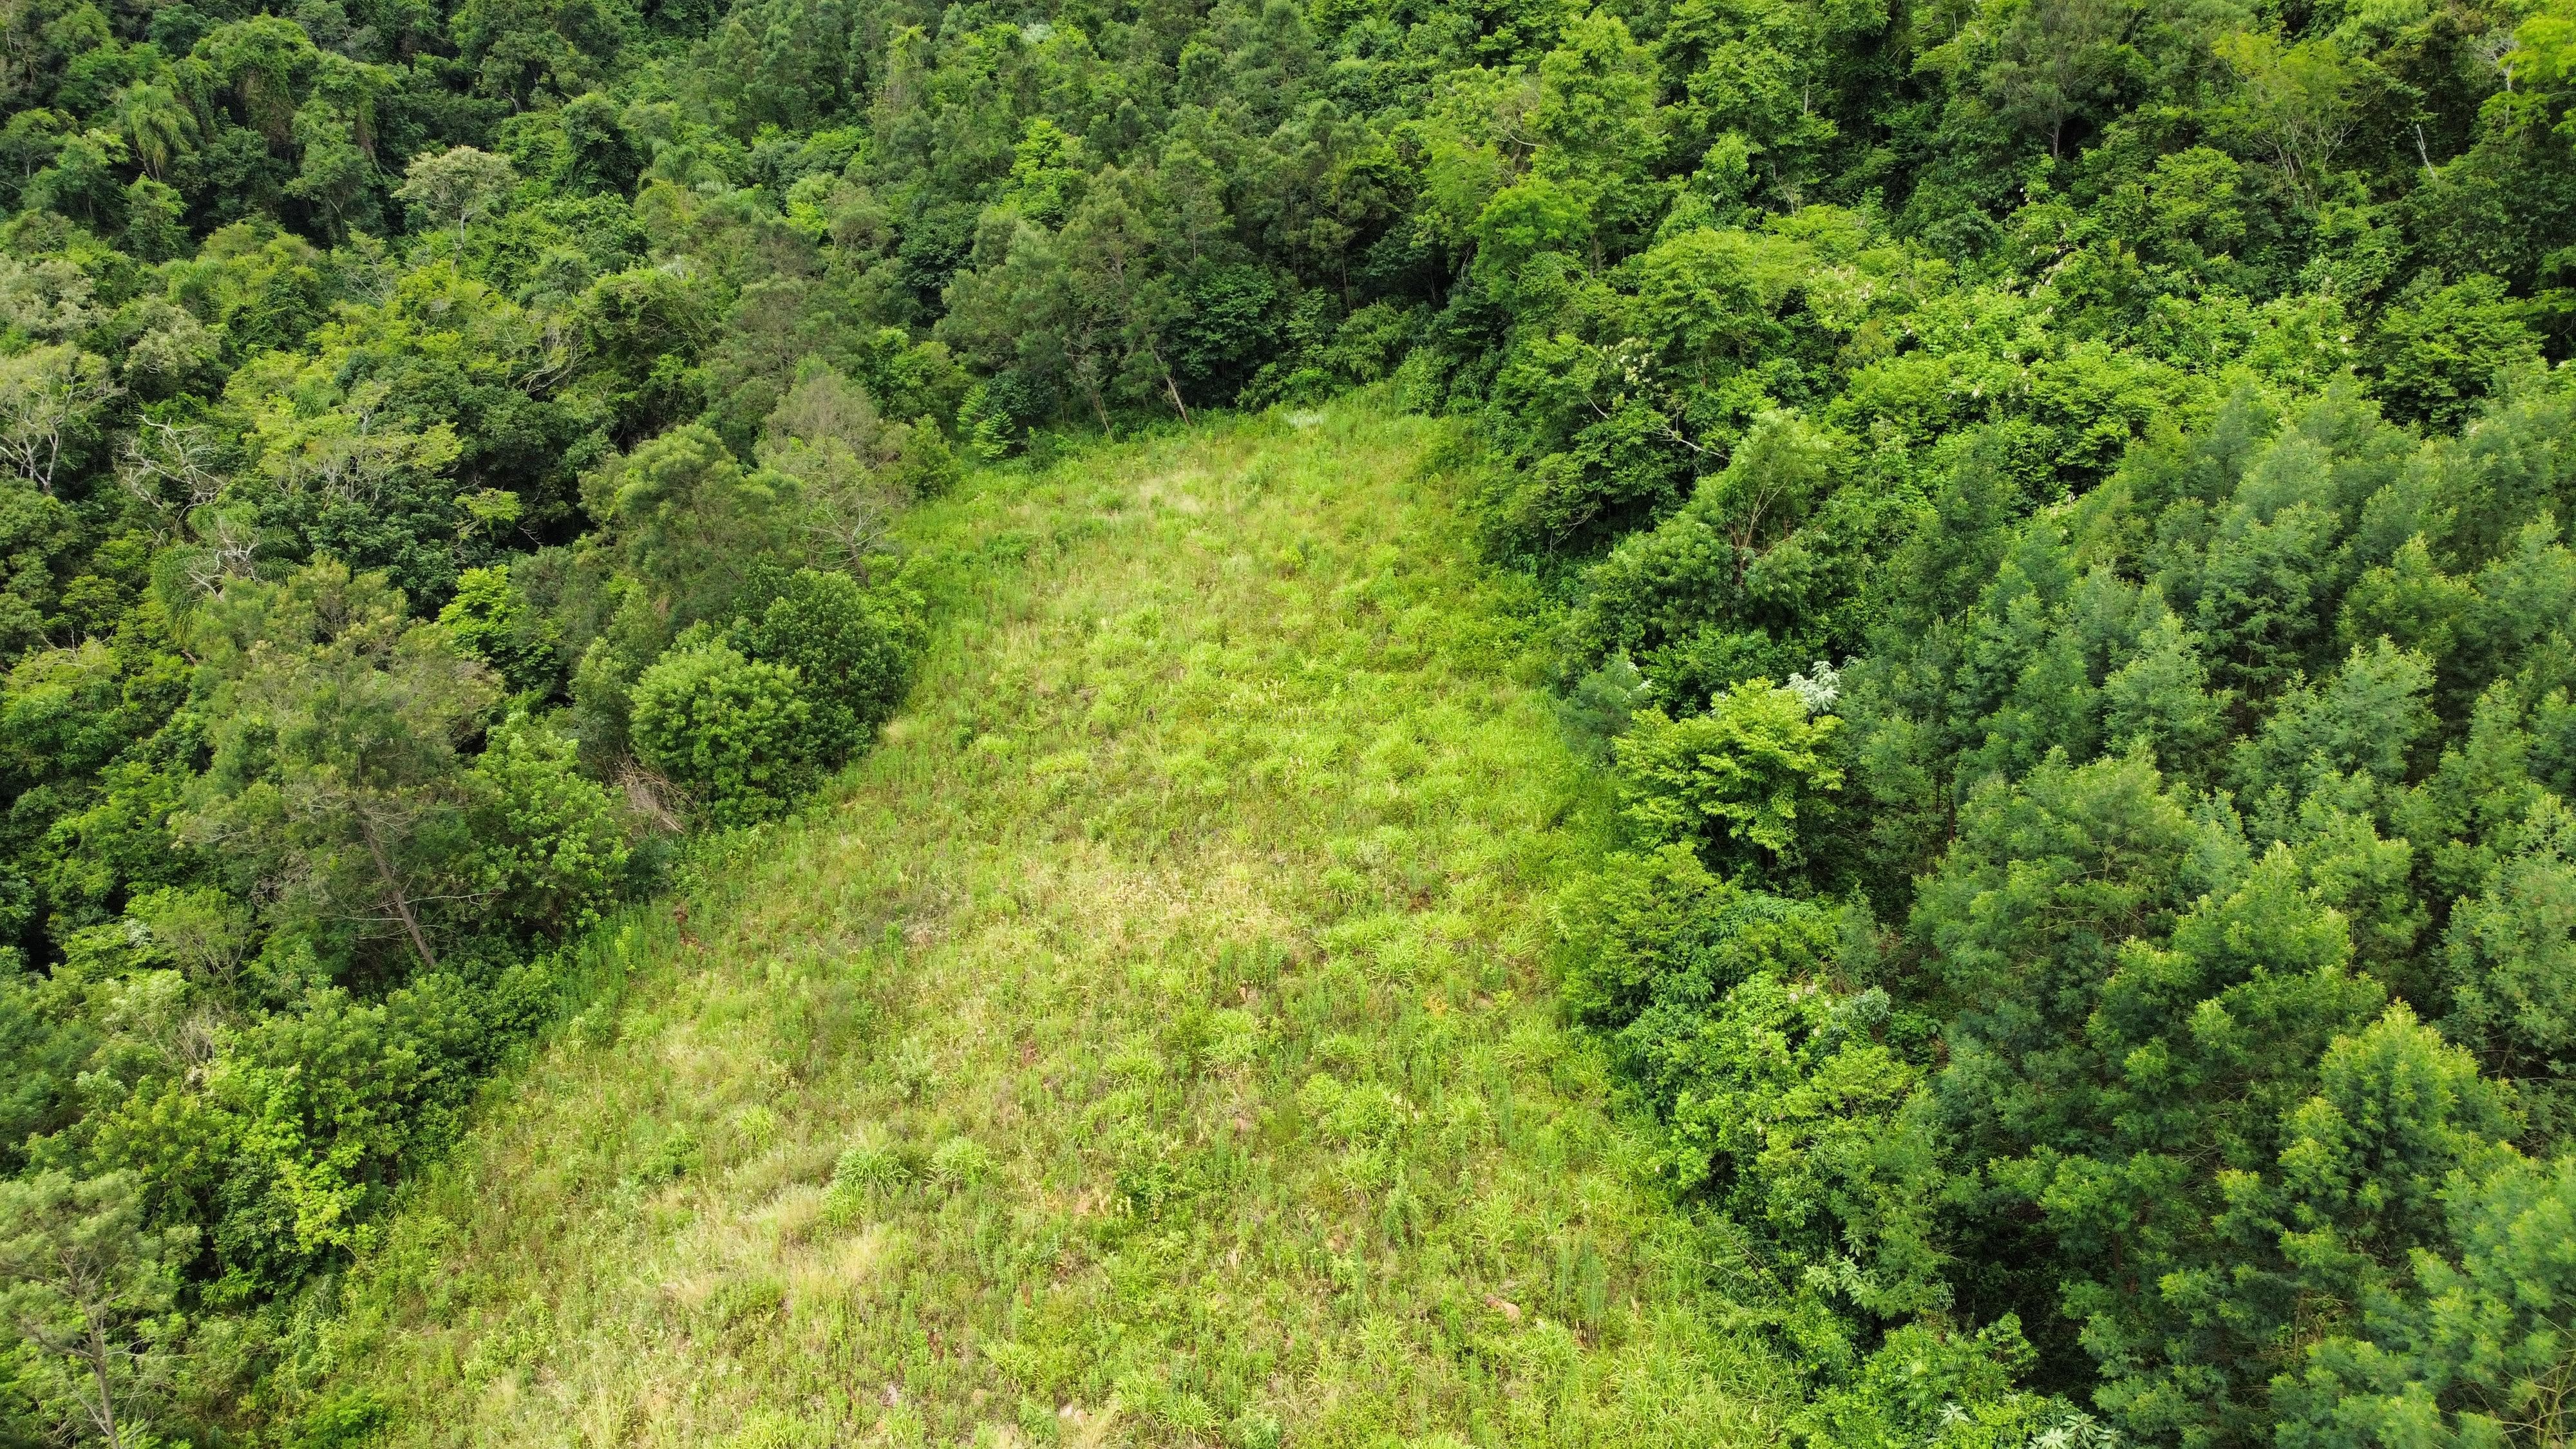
305, 401, 1795, 1446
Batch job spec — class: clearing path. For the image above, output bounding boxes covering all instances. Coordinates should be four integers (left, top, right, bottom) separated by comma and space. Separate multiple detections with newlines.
314, 402, 1793, 1446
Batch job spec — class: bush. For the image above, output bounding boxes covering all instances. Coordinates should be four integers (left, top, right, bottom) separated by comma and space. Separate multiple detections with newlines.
468, 717, 632, 938
1561, 841, 1947, 1329
732, 569, 923, 761
629, 639, 819, 826
824, 1128, 909, 1224
437, 566, 561, 696
565, 583, 674, 768
1794, 1318, 2083, 1449
1615, 674, 1844, 875
1559, 844, 1745, 1027
292, 1394, 394, 1449
887, 421, 961, 500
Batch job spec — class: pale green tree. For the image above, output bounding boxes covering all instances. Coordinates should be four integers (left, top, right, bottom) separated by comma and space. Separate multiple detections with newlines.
179, 559, 498, 972
0, 1171, 195, 1449
395, 144, 518, 245
0, 345, 115, 496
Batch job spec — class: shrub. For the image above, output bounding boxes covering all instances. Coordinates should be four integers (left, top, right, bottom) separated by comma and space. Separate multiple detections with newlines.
887, 421, 961, 500
292, 1394, 394, 1449
1793, 1318, 2081, 1449
437, 566, 560, 696
1562, 844, 1852, 1027
629, 639, 818, 826
1615, 675, 1843, 873
927, 1135, 990, 1188
732, 569, 923, 761
468, 716, 631, 938
824, 1128, 909, 1224
1559, 844, 1743, 1027
638, 1128, 701, 1184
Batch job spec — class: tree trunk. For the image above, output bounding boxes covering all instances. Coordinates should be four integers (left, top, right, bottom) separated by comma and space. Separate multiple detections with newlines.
84, 1321, 124, 1449
358, 812, 439, 972
1083, 366, 1113, 437
1146, 336, 1189, 423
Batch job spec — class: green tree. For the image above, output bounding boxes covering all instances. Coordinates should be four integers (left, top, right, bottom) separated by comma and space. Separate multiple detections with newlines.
583, 426, 797, 628
629, 638, 817, 826
395, 145, 518, 247
2442, 794, 2576, 1105
1616, 672, 1843, 871
0, 1171, 194, 1449
2213, 32, 2357, 216
2280, 1153, 2576, 1449
2101, 611, 2232, 779
1529, 9, 1664, 247
2365, 276, 2541, 433
1560, 843, 1743, 1027
732, 567, 920, 759
1794, 1318, 2072, 1449
178, 560, 498, 973
437, 565, 562, 696
108, 82, 194, 183
467, 716, 630, 938
1985, 0, 2137, 160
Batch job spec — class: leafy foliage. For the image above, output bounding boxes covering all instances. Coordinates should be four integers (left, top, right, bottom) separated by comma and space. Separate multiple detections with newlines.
1566, 371, 2576, 1444
629, 637, 817, 824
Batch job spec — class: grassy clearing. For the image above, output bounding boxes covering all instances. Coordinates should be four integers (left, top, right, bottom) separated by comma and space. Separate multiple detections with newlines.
305, 401, 1794, 1446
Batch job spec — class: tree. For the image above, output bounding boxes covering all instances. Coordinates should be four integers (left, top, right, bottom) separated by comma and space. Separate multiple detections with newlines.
395, 145, 518, 247
770, 437, 903, 580
1059, 176, 1195, 422
732, 568, 922, 759
179, 560, 498, 974
2215, 32, 2358, 214
242, 381, 464, 509
1795, 1319, 2070, 1449
1616, 673, 1844, 871
451, 0, 629, 104
1560, 843, 1744, 1027
760, 366, 902, 469
1697, 410, 1844, 567
2101, 611, 2231, 778
2259, 1007, 2514, 1299
2364, 276, 2541, 433
628, 638, 817, 826
286, 100, 379, 240
0, 1171, 194, 1449
1533, 10, 1663, 170
437, 566, 561, 696
467, 716, 630, 938
2280, 1153, 2576, 1449
0, 346, 115, 497
108, 83, 194, 184
756, 367, 921, 578
583, 424, 797, 627
124, 887, 254, 997
1528, 8, 1664, 242
2443, 794, 2576, 1097
193, 15, 322, 147
1985, 0, 2137, 159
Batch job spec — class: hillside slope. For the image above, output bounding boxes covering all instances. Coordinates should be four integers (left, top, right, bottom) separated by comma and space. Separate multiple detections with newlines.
302, 402, 1791, 1446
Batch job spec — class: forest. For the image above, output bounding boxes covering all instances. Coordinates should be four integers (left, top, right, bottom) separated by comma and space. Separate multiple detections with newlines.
0, 0, 2569, 1441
